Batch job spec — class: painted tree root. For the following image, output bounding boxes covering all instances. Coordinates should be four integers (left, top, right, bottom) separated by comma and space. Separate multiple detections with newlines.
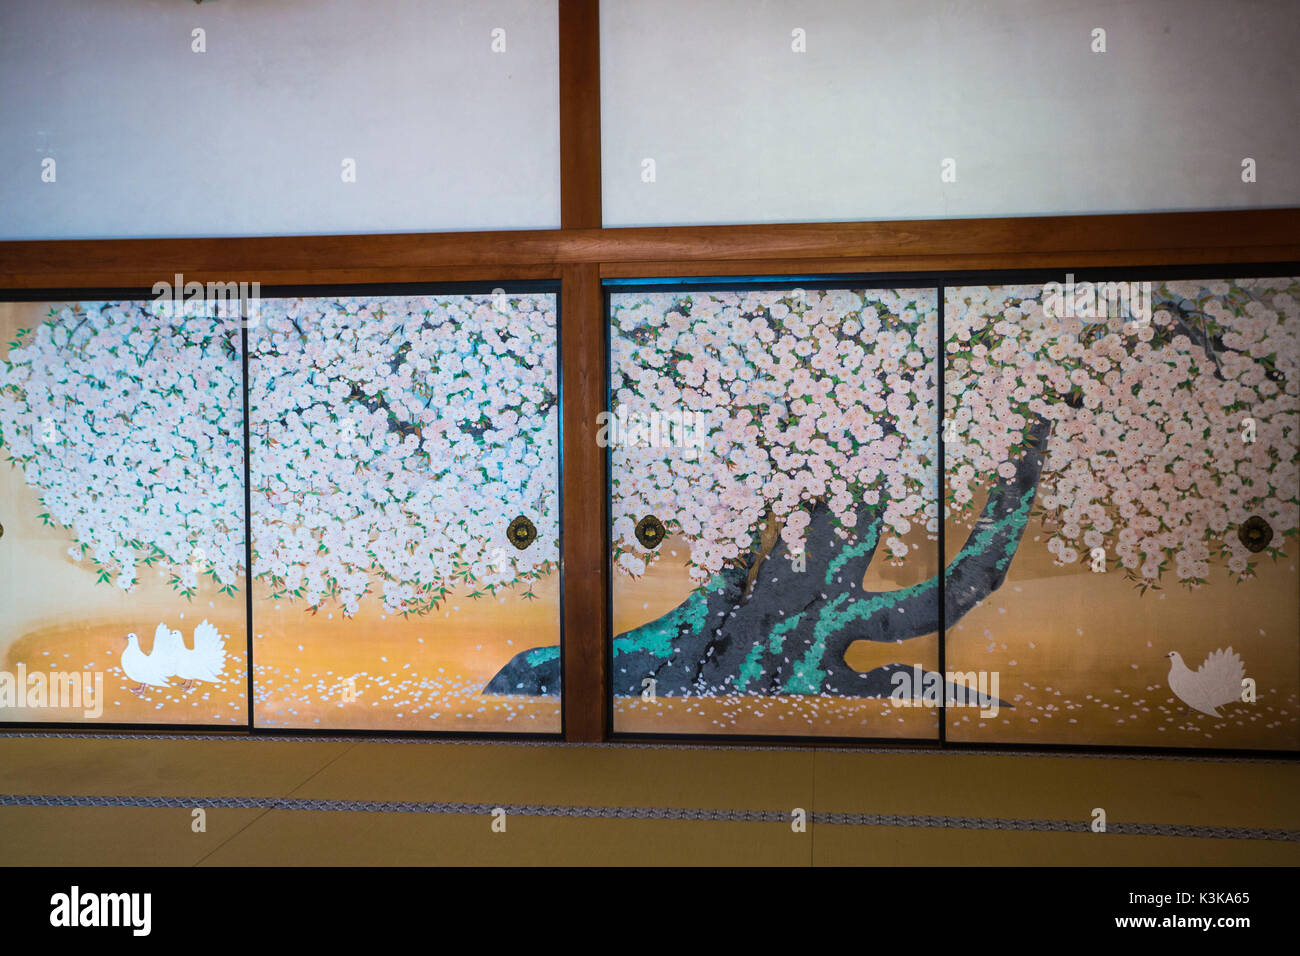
485, 417, 1050, 700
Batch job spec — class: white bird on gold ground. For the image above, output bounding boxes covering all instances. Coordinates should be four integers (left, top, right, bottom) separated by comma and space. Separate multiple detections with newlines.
121, 624, 175, 695
1166, 648, 1246, 718
156, 619, 227, 691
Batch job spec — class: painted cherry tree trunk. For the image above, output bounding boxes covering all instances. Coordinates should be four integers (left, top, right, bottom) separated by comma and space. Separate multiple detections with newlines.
487, 277, 1298, 701
485, 417, 1047, 697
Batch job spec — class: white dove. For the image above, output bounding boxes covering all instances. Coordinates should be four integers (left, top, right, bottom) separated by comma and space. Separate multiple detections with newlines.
1167, 648, 1246, 718
157, 619, 227, 691
120, 624, 175, 695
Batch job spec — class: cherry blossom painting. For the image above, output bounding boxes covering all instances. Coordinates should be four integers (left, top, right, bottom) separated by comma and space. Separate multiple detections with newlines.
492, 285, 945, 737
4, 275, 1292, 749
248, 291, 561, 732
943, 276, 1299, 750
0, 299, 249, 725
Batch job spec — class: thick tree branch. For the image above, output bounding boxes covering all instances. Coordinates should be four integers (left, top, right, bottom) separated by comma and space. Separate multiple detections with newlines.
485, 416, 1050, 699
1156, 292, 1285, 386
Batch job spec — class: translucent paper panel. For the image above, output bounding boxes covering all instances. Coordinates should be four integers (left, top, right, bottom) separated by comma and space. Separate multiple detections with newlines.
607, 286, 940, 738
248, 292, 561, 732
601, 0, 1300, 226
943, 277, 1300, 750
0, 300, 249, 725
1, 0, 560, 238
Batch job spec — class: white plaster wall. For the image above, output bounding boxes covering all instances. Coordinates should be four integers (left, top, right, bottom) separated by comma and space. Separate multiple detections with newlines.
0, 0, 560, 238
601, 0, 1300, 226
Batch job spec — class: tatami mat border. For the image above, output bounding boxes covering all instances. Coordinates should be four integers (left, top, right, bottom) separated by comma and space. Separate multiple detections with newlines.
2, 793, 1297, 842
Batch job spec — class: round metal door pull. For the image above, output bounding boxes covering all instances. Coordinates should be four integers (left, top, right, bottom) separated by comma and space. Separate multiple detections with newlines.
507, 515, 537, 550
635, 515, 666, 549
1238, 515, 1273, 554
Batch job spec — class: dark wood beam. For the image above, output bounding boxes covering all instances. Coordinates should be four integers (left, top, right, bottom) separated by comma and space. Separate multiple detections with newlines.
560, 261, 607, 742
557, 0, 606, 740
2, 210, 1296, 290
559, 0, 601, 230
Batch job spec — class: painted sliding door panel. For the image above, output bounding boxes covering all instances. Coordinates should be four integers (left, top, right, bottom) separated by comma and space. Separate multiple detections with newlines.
249, 291, 561, 732
943, 277, 1300, 750
602, 286, 941, 738
0, 299, 249, 725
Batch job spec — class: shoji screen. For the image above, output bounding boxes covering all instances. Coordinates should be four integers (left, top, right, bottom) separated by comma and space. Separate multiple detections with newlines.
249, 288, 562, 732
601, 283, 942, 739
0, 298, 249, 725
943, 274, 1299, 750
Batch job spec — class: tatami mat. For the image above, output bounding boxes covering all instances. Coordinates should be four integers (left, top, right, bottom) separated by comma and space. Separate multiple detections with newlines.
1, 735, 1296, 865
284, 739, 814, 810
0, 806, 267, 866
0, 736, 353, 798
813, 826, 1300, 866
197, 812, 810, 866
813, 751, 1300, 829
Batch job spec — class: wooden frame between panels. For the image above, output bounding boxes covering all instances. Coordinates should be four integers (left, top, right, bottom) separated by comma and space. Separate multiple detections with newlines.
3, 209, 1299, 289
1, 0, 1298, 743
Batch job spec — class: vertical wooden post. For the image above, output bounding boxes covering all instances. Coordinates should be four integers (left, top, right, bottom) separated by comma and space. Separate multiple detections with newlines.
558, 0, 607, 741
559, 0, 601, 231
560, 262, 607, 741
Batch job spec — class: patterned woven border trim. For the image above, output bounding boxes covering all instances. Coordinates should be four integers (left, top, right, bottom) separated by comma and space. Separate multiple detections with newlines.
0, 731, 1295, 763
1, 794, 1296, 842
814, 812, 1300, 842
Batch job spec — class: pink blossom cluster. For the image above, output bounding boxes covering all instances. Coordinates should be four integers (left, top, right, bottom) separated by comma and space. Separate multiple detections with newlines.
945, 278, 1298, 584
610, 288, 938, 582
0, 294, 560, 616
249, 294, 559, 616
0, 302, 245, 592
